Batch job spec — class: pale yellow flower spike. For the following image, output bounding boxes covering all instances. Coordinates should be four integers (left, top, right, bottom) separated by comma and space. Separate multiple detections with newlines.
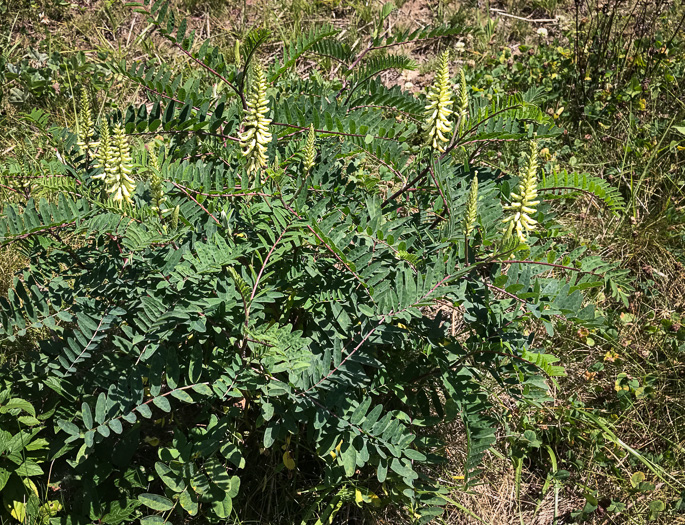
77, 87, 97, 155
502, 141, 540, 243
107, 123, 135, 204
425, 50, 454, 152
463, 173, 478, 236
457, 68, 468, 135
303, 124, 316, 174
92, 122, 135, 205
92, 122, 111, 174
239, 63, 272, 175
148, 141, 167, 214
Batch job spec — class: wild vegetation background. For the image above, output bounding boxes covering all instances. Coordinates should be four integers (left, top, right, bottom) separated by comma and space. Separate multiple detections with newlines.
1, 0, 684, 523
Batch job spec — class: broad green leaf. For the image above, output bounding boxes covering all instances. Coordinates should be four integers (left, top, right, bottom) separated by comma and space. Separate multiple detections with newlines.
138, 493, 174, 512
56, 419, 80, 436
136, 404, 153, 419
152, 396, 171, 412
350, 397, 372, 426
140, 517, 166, 524
212, 493, 232, 518
95, 393, 107, 424
0, 468, 10, 491
155, 462, 186, 492
17, 416, 40, 427
170, 389, 194, 403
81, 402, 93, 429
377, 458, 388, 483
403, 448, 427, 461
390, 458, 417, 480
16, 459, 43, 477
179, 489, 199, 515
191, 384, 213, 396
1, 398, 35, 416
108, 419, 123, 434
340, 441, 356, 477
227, 476, 240, 498
262, 402, 274, 421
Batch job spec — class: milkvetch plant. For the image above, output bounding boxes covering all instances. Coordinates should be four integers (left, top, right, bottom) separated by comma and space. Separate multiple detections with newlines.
0, 1, 631, 523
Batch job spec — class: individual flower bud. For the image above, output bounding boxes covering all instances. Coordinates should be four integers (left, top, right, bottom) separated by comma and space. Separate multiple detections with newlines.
303, 124, 316, 174
76, 87, 97, 155
239, 63, 272, 176
463, 172, 478, 236
502, 141, 540, 243
424, 50, 454, 152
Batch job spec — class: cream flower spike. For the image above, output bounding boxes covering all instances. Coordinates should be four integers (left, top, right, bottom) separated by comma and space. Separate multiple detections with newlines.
463, 172, 478, 236
502, 141, 540, 243
239, 63, 272, 175
92, 122, 111, 175
148, 141, 167, 215
106, 123, 135, 204
303, 124, 316, 174
457, 68, 468, 135
425, 50, 454, 152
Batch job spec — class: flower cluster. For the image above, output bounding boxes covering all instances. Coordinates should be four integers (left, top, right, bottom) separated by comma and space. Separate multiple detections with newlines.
463, 172, 478, 236
303, 124, 316, 174
424, 51, 453, 152
457, 68, 469, 134
239, 63, 272, 175
93, 122, 135, 204
503, 141, 540, 243
76, 87, 97, 155
93, 121, 111, 172
148, 140, 167, 215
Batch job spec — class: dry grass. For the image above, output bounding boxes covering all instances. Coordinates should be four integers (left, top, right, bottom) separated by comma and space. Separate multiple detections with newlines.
0, 245, 25, 298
